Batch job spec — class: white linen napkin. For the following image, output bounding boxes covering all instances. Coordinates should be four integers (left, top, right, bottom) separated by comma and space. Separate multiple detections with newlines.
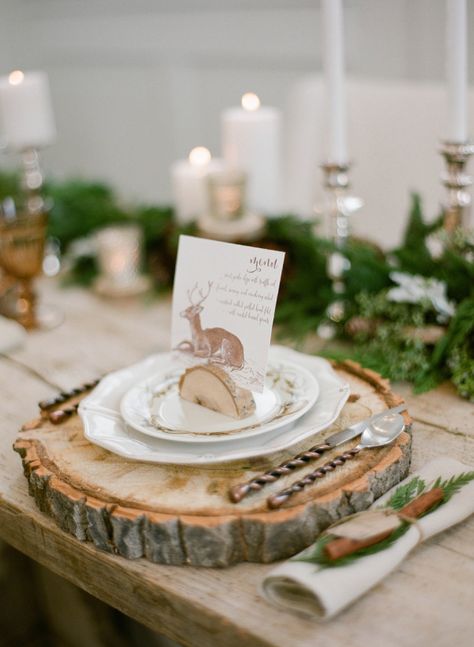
261, 457, 474, 620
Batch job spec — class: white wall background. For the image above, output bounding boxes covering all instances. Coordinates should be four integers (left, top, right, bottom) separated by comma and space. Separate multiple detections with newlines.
1, 0, 474, 246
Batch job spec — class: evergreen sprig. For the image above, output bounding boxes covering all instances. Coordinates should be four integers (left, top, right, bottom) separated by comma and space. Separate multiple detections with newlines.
295, 471, 474, 569
431, 472, 474, 504
295, 521, 410, 569
384, 475, 426, 510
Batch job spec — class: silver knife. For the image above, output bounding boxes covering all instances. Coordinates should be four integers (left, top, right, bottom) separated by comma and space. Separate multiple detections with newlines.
229, 403, 407, 503
324, 403, 407, 447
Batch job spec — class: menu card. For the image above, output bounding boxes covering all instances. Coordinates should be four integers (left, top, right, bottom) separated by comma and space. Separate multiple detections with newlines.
171, 235, 285, 392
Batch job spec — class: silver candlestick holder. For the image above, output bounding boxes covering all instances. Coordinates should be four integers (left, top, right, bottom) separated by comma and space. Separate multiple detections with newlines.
440, 141, 474, 232
317, 162, 363, 335
21, 148, 46, 215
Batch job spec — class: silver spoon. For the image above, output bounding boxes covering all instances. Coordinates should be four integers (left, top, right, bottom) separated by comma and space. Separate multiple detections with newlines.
267, 413, 406, 509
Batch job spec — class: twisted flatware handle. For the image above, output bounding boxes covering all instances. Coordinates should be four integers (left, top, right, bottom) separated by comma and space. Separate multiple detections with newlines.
39, 379, 100, 412
229, 442, 332, 503
49, 403, 80, 425
267, 446, 362, 509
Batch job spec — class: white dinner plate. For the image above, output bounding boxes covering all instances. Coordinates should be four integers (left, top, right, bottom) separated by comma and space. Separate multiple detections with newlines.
119, 359, 319, 443
79, 346, 350, 465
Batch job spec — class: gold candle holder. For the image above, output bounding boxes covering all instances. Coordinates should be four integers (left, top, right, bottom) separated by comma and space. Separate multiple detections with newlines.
0, 211, 47, 329
0, 148, 61, 329
440, 140, 474, 232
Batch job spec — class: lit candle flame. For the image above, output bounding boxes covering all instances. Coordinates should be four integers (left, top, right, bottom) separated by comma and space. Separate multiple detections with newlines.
188, 146, 211, 167
8, 70, 24, 86
241, 92, 260, 111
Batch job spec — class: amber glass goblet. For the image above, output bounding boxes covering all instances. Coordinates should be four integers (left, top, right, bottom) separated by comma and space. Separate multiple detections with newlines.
0, 211, 48, 329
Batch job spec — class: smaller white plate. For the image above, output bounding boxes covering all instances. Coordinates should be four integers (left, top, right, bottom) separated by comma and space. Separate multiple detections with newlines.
120, 359, 319, 443
79, 347, 350, 465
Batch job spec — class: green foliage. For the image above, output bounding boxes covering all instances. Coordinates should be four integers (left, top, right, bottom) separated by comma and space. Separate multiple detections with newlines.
0, 170, 21, 203
430, 297, 474, 400
393, 195, 473, 302
295, 471, 474, 569
347, 291, 443, 391
346, 210, 473, 398
296, 521, 410, 569
432, 297, 474, 366
46, 179, 129, 250
0, 169, 471, 400
435, 246, 474, 303
431, 471, 474, 505
449, 344, 474, 402
354, 289, 436, 325
384, 476, 426, 510
136, 205, 174, 250
136, 205, 196, 289
393, 193, 441, 276
351, 341, 441, 394
344, 239, 392, 304
61, 254, 98, 288
264, 216, 334, 339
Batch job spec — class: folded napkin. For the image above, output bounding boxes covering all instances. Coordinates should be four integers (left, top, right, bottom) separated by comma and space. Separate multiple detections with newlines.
261, 457, 474, 620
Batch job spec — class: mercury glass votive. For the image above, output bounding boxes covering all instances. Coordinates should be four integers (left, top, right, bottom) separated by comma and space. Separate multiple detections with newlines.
95, 224, 147, 297
208, 169, 246, 221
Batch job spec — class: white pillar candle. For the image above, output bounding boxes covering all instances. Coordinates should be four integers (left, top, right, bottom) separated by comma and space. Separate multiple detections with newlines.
171, 147, 226, 224
221, 93, 281, 215
446, 0, 468, 142
0, 70, 56, 151
322, 0, 348, 164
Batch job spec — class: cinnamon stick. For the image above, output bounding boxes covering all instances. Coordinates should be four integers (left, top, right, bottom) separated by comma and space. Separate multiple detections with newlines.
398, 488, 444, 519
324, 487, 444, 561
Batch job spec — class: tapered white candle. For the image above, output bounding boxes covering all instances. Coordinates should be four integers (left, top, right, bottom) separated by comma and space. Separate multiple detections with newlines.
446, 0, 468, 142
322, 0, 348, 164
0, 70, 56, 151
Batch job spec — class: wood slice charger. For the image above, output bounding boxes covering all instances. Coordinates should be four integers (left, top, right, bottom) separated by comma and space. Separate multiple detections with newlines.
14, 360, 412, 568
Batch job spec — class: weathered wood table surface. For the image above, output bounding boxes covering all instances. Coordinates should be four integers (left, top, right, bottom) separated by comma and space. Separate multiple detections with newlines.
1, 279, 473, 647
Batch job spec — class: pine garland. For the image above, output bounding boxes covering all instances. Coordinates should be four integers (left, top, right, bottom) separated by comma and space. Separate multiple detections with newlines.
343, 292, 444, 392
0, 172, 472, 399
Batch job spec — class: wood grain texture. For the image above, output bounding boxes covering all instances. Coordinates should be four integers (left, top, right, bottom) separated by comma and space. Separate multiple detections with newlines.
14, 360, 411, 567
1, 280, 473, 647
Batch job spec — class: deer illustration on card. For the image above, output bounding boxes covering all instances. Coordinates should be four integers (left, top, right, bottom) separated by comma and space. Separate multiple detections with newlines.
176, 281, 245, 369
171, 236, 284, 392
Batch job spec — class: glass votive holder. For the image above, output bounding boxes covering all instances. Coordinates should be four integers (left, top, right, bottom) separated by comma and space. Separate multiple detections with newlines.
208, 169, 246, 221
95, 224, 149, 297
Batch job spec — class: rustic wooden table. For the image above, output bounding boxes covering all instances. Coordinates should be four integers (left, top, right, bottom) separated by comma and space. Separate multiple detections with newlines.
1, 279, 473, 647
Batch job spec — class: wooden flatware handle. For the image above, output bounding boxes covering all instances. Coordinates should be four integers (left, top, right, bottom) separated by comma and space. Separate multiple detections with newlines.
267, 446, 362, 509
39, 379, 100, 413
49, 403, 80, 425
229, 442, 332, 503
